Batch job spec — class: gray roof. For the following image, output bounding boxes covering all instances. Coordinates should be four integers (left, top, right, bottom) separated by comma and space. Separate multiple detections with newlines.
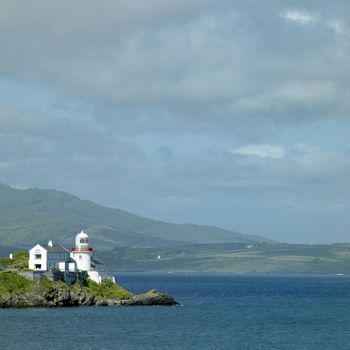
41, 245, 70, 253
91, 256, 103, 265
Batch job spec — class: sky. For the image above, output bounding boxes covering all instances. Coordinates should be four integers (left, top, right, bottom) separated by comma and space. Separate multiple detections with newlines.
0, 0, 350, 243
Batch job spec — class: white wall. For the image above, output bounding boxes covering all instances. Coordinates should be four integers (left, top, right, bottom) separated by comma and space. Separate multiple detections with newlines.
88, 271, 101, 284
58, 261, 68, 272
72, 252, 91, 271
29, 245, 47, 271
69, 262, 77, 272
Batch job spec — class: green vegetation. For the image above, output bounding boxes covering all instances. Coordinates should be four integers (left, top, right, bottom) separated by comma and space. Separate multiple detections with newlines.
0, 251, 29, 269
0, 271, 33, 293
0, 272, 71, 295
82, 278, 132, 300
0, 183, 269, 250
38, 276, 69, 291
0, 271, 132, 303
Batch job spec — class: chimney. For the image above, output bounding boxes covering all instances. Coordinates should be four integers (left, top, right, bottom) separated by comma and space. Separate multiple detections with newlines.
48, 240, 53, 247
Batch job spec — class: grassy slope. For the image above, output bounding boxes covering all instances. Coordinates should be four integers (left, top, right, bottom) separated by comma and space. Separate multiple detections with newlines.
82, 278, 132, 300
0, 183, 269, 249
99, 243, 350, 274
0, 271, 33, 294
0, 251, 132, 301
0, 251, 29, 269
0, 271, 132, 300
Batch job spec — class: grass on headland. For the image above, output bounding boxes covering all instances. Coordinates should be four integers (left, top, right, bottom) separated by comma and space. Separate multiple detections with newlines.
0, 271, 69, 294
83, 278, 132, 300
0, 271, 33, 293
0, 251, 29, 270
0, 270, 132, 302
39, 276, 69, 291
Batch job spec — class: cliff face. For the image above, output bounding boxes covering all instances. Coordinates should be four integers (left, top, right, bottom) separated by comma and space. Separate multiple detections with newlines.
0, 271, 178, 308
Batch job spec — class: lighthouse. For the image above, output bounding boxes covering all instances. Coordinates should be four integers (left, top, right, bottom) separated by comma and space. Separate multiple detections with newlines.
71, 230, 102, 283
71, 230, 93, 271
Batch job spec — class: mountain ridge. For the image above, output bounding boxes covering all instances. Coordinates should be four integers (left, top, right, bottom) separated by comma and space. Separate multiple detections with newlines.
0, 182, 271, 249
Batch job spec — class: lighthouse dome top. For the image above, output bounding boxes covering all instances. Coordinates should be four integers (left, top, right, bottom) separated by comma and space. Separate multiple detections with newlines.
76, 230, 88, 238
75, 230, 90, 248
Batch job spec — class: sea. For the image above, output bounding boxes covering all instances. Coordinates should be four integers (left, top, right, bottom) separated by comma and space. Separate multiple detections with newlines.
2, 273, 350, 350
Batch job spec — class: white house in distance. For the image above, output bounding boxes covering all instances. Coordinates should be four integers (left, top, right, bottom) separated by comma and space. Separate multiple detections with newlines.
28, 240, 75, 271
29, 230, 102, 284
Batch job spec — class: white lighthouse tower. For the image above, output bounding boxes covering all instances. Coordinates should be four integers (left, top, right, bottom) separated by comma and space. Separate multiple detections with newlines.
71, 230, 92, 271
71, 230, 102, 283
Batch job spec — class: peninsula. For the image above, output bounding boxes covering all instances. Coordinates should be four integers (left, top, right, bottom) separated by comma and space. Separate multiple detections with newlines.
0, 270, 178, 308
0, 232, 178, 308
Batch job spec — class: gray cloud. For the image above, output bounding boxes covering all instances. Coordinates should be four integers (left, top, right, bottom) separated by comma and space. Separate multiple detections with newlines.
0, 1, 349, 137
1, 1, 350, 243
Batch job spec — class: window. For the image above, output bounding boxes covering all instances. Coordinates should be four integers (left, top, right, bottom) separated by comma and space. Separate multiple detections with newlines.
80, 238, 88, 244
35, 264, 41, 269
79, 255, 82, 260
34, 254, 42, 259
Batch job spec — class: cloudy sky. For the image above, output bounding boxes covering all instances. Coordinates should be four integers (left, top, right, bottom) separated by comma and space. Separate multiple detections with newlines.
1, 0, 350, 243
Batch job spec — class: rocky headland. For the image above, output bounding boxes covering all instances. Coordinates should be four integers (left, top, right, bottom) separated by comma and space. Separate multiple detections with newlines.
0, 271, 179, 308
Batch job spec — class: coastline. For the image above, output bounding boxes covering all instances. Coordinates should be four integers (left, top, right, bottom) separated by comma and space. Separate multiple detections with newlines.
0, 271, 179, 308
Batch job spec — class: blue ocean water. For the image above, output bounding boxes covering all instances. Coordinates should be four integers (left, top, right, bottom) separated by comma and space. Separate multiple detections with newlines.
2, 273, 350, 349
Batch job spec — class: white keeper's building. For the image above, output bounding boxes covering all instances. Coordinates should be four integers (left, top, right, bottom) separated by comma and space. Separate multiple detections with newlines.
28, 230, 102, 283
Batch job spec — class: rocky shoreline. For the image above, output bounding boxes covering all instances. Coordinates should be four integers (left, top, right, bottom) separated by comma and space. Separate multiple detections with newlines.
0, 274, 179, 308
118, 289, 179, 306
0, 280, 179, 308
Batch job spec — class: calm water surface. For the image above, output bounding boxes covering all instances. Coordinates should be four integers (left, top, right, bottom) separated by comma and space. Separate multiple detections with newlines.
1, 273, 350, 349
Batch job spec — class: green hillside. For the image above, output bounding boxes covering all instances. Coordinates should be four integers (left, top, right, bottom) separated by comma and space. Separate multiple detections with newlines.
0, 183, 269, 249
99, 243, 350, 274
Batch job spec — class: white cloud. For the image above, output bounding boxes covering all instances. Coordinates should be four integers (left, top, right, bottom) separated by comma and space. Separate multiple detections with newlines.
232, 81, 336, 116
232, 143, 350, 180
326, 20, 344, 34
280, 9, 345, 35
233, 144, 287, 159
280, 10, 314, 24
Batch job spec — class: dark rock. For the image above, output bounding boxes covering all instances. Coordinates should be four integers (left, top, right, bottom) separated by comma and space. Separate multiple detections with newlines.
120, 289, 179, 306
95, 299, 109, 306
71, 287, 95, 306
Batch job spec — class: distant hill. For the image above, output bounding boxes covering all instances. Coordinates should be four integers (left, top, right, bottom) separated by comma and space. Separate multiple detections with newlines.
100, 242, 350, 274
0, 183, 270, 249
